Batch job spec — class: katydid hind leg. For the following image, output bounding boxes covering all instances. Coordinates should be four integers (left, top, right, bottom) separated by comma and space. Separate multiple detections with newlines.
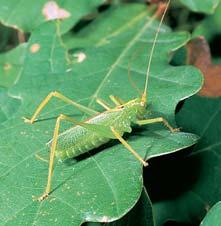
37, 114, 92, 201
37, 114, 63, 201
37, 113, 118, 201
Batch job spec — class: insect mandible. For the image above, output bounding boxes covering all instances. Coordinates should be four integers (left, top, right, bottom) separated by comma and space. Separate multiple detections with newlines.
24, 0, 176, 201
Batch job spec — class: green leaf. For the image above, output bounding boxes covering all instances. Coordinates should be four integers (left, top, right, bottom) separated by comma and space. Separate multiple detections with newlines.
64, 5, 155, 48
154, 192, 208, 226
177, 96, 221, 208
0, 0, 105, 32
85, 188, 154, 226
200, 202, 221, 226
154, 95, 221, 225
193, 3, 221, 40
179, 0, 220, 14
0, 87, 21, 123
0, 5, 202, 226
0, 43, 27, 88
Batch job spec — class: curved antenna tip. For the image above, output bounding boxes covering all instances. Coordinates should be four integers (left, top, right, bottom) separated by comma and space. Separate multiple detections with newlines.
142, 0, 171, 100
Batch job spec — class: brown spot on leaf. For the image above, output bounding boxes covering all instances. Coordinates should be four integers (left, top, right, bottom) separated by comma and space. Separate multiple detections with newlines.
42, 1, 71, 21
30, 43, 40, 53
187, 36, 221, 97
3, 63, 12, 71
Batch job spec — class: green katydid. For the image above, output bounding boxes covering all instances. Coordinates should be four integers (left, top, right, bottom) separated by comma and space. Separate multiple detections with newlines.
24, 0, 177, 202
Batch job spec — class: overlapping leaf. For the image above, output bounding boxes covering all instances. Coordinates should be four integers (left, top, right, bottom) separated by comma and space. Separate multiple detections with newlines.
154, 95, 221, 225
201, 202, 221, 226
0, 4, 202, 226
0, 0, 105, 32
179, 0, 220, 14
194, 2, 221, 39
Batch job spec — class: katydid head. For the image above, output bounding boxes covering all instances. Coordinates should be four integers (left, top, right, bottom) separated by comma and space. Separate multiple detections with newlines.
120, 98, 147, 120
